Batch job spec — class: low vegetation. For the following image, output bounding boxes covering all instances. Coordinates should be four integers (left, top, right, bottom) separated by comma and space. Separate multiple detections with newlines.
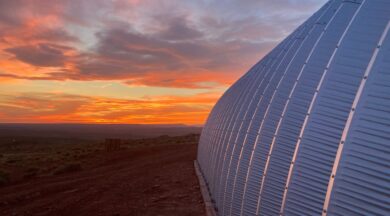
0, 170, 9, 186
0, 134, 200, 186
53, 163, 82, 175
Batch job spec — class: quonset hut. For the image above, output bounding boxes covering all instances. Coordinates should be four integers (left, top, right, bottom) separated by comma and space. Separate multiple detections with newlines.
197, 0, 390, 215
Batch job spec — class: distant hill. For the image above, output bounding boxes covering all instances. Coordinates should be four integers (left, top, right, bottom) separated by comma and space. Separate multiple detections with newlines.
0, 124, 202, 140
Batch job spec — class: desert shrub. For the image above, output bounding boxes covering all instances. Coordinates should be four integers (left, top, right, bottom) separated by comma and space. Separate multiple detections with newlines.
25, 167, 39, 173
23, 167, 39, 179
53, 163, 82, 175
6, 159, 18, 164
0, 170, 9, 186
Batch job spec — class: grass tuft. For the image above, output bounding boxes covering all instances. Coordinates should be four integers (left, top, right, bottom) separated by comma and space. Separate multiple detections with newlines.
52, 163, 82, 175
0, 170, 9, 186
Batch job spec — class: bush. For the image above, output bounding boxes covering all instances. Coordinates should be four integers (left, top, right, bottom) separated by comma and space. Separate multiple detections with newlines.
0, 170, 9, 186
24, 167, 39, 179
53, 163, 82, 175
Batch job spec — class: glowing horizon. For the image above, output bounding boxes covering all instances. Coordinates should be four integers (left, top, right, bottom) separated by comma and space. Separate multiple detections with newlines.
0, 0, 326, 124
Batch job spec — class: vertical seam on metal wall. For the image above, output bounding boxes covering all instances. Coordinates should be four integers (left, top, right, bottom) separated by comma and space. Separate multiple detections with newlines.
251, 1, 340, 214
232, 5, 334, 213
208, 74, 257, 194
209, 58, 276, 197
212, 46, 284, 209
279, 1, 365, 214
254, 2, 343, 215
224, 12, 326, 215
321, 20, 390, 216
236, 2, 335, 214
218, 32, 301, 215
206, 71, 258, 186
233, 1, 336, 214
216, 21, 314, 213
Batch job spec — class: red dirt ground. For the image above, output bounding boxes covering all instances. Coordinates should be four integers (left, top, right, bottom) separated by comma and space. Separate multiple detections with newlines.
0, 142, 205, 216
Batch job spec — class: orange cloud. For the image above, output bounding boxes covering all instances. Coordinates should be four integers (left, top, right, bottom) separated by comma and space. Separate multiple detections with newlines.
0, 92, 221, 124
0, 0, 275, 89
0, 0, 324, 124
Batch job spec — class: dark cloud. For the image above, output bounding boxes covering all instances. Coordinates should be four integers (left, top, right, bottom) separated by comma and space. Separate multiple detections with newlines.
94, 28, 185, 69
4, 43, 72, 67
33, 28, 79, 43
0, 0, 29, 26
0, 0, 327, 88
157, 16, 204, 41
66, 25, 274, 87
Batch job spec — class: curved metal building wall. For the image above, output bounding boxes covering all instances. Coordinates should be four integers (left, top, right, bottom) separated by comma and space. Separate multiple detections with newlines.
197, 0, 390, 215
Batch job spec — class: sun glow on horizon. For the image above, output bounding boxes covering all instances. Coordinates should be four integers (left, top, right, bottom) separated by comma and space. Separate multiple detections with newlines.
0, 0, 326, 124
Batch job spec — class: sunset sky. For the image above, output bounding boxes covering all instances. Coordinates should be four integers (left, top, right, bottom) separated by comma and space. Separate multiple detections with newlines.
0, 0, 326, 125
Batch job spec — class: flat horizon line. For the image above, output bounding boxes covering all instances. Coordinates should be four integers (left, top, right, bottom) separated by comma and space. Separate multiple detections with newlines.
0, 122, 204, 127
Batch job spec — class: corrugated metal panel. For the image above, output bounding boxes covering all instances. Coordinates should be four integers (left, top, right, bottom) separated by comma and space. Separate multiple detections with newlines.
204, 37, 294, 186
223, 10, 330, 215
216, 31, 301, 213
284, 1, 390, 215
196, 1, 390, 215
254, 2, 341, 215
259, 2, 363, 215
210, 48, 283, 211
325, 19, 390, 216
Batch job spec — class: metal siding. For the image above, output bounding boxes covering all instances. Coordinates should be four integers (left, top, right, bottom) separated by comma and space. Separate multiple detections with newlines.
226, 9, 331, 215
326, 19, 390, 216
284, 1, 390, 215
256, 2, 343, 215
196, 1, 390, 215
212, 40, 291, 211
218, 28, 304, 214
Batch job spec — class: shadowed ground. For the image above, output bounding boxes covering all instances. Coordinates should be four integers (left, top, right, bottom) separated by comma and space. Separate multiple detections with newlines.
0, 134, 205, 216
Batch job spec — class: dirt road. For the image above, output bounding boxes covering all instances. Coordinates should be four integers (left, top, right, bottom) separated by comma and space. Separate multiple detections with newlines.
0, 142, 205, 216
